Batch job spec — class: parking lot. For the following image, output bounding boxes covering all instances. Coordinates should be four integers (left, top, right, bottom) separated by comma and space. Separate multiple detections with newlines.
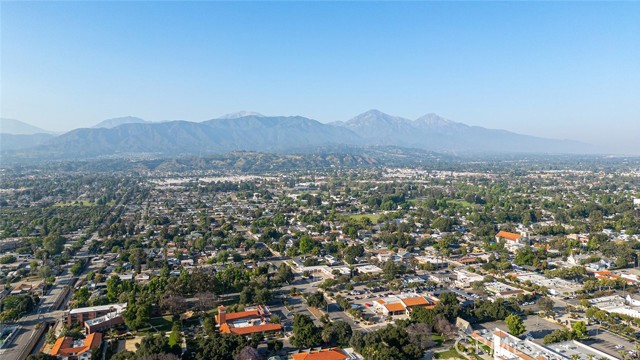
479, 315, 564, 342
584, 327, 639, 358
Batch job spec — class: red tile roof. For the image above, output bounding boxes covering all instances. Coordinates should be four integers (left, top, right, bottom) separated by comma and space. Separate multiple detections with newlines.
401, 296, 430, 307
50, 333, 102, 357
226, 323, 282, 335
291, 348, 349, 360
384, 302, 406, 312
496, 231, 521, 241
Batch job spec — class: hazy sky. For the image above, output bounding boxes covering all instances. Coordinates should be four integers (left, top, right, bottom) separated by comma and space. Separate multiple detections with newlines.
1, 2, 639, 153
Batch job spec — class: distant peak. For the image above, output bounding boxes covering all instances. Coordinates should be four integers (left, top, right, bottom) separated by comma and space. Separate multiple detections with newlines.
346, 110, 412, 126
93, 116, 147, 129
359, 109, 391, 117
0, 118, 54, 135
217, 111, 265, 119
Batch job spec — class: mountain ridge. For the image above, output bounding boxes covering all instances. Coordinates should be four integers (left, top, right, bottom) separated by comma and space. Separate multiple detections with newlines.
336, 110, 593, 153
92, 116, 149, 128
0, 118, 54, 135
1, 111, 599, 161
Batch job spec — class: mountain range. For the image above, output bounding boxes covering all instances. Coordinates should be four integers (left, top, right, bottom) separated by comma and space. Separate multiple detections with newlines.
92, 116, 150, 129
0, 118, 57, 151
0, 110, 597, 161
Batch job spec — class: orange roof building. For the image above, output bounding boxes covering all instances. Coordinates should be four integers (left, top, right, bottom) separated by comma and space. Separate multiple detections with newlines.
216, 305, 282, 337
401, 296, 430, 307
50, 332, 102, 360
383, 302, 406, 314
373, 295, 438, 316
290, 348, 351, 360
496, 231, 522, 242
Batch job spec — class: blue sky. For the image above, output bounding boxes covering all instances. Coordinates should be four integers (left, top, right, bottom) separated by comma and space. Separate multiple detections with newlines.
1, 1, 639, 153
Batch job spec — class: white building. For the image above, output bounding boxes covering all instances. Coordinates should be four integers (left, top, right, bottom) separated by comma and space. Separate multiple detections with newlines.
472, 328, 616, 360
454, 269, 484, 288
591, 295, 640, 319
484, 281, 526, 299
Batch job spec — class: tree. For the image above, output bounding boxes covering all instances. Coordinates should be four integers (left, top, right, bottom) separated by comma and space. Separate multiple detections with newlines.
306, 292, 327, 309
38, 266, 52, 279
434, 315, 457, 342
406, 323, 435, 350
106, 275, 123, 302
410, 307, 436, 327
136, 334, 180, 357
160, 295, 186, 317
0, 255, 17, 264
192, 332, 246, 360
505, 314, 526, 337
434, 292, 460, 320
124, 302, 151, 331
291, 314, 322, 349
195, 291, 217, 313
275, 264, 294, 284
322, 321, 352, 346
543, 329, 572, 344
299, 235, 315, 253
110, 351, 136, 360
43, 233, 65, 255
168, 322, 182, 348
71, 286, 90, 308
572, 321, 588, 339
1, 295, 36, 321
351, 325, 422, 360
203, 317, 216, 334
27, 354, 57, 360
249, 332, 264, 348
537, 297, 554, 315
234, 346, 262, 360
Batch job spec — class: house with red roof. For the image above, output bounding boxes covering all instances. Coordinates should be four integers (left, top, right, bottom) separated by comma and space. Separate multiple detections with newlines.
215, 305, 282, 337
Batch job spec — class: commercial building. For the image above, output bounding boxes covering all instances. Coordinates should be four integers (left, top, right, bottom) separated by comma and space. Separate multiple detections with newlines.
590, 295, 640, 319
471, 328, 615, 360
510, 272, 581, 297
372, 295, 438, 316
484, 282, 526, 299
454, 269, 484, 288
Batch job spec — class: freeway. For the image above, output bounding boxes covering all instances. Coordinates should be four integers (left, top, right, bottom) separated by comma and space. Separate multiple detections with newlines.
0, 239, 94, 360
0, 271, 70, 360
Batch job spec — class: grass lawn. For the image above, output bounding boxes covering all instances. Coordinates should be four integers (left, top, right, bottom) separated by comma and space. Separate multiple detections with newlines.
148, 316, 174, 332
435, 349, 464, 359
349, 214, 381, 223
449, 199, 474, 208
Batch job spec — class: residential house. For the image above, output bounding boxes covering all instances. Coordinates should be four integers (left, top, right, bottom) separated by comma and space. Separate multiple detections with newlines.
216, 305, 282, 337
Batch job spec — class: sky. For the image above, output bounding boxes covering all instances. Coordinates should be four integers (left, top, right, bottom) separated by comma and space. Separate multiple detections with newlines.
1, 1, 639, 154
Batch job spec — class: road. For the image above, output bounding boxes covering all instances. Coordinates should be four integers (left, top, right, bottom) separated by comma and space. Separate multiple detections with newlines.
0, 271, 71, 360
0, 239, 94, 360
